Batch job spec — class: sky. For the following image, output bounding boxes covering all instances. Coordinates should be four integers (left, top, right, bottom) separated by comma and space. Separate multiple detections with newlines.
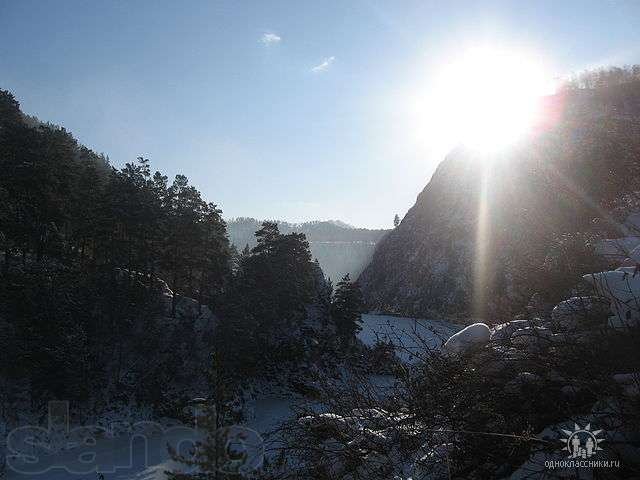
1, 0, 639, 228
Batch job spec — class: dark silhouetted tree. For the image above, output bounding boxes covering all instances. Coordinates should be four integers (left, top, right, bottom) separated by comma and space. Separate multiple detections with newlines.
331, 274, 364, 346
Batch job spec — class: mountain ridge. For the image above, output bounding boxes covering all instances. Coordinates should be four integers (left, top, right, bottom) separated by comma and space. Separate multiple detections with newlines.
359, 82, 640, 320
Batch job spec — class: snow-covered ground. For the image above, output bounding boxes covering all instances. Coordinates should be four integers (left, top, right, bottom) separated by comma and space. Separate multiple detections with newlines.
6, 393, 297, 480
8, 427, 188, 480
6, 395, 297, 480
7, 402, 281, 480
7, 314, 455, 480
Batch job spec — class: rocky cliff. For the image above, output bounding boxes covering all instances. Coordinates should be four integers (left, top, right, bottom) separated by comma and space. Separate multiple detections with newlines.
359, 83, 640, 320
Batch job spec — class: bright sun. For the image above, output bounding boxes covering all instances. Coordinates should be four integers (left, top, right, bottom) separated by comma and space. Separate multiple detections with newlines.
417, 47, 555, 154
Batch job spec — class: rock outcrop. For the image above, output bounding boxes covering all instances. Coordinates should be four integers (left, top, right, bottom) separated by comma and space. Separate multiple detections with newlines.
359, 86, 640, 319
442, 322, 490, 355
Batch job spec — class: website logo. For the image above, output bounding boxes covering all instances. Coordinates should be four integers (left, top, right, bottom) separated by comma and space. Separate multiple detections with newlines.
561, 423, 604, 459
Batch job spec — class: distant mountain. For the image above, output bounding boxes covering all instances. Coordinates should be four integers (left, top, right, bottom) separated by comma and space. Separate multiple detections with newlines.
227, 218, 389, 282
359, 78, 640, 320
322, 219, 355, 229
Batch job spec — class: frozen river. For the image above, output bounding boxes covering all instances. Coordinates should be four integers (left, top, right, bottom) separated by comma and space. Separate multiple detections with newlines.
357, 313, 458, 361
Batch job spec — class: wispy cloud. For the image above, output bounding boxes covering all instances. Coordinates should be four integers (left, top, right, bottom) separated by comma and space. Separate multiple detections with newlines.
311, 56, 335, 73
260, 32, 281, 45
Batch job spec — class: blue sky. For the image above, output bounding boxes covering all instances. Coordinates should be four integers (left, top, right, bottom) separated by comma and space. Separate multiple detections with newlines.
1, 0, 639, 228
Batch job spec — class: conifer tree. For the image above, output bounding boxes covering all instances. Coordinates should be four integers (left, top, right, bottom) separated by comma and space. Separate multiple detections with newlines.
331, 274, 364, 346
218, 222, 317, 371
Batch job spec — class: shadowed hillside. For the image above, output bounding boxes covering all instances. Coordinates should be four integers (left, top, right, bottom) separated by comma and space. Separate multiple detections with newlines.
359, 76, 640, 320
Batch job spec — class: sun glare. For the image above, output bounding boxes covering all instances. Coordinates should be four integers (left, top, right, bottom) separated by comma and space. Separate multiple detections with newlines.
418, 47, 555, 154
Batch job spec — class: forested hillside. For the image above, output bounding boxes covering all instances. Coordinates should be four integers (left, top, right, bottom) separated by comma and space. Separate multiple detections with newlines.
0, 89, 235, 412
0, 90, 351, 420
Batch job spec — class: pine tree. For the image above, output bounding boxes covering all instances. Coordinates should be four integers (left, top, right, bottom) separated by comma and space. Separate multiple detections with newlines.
331, 274, 364, 346
196, 203, 231, 311
393, 214, 400, 228
161, 175, 209, 316
218, 222, 317, 371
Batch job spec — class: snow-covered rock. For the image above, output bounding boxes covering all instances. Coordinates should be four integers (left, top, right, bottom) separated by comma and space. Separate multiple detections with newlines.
595, 236, 640, 262
349, 427, 396, 449
113, 268, 216, 330
490, 320, 531, 341
551, 296, 609, 330
583, 271, 640, 327
350, 408, 401, 430
443, 322, 490, 355
615, 265, 640, 274
621, 212, 640, 236
114, 267, 173, 296
298, 413, 360, 435
412, 442, 452, 480
619, 244, 640, 267
596, 212, 640, 262
510, 327, 552, 350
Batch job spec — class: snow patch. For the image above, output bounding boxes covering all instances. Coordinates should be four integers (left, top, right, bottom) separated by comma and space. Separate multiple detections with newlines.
442, 322, 490, 355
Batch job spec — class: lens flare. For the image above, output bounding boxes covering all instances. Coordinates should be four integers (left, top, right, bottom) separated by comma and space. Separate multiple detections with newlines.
415, 46, 556, 156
